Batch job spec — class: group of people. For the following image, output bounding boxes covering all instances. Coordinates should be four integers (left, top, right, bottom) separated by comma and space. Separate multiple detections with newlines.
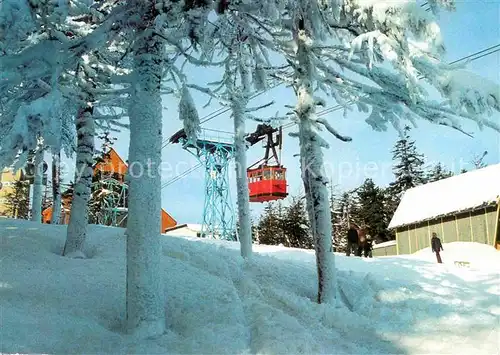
344, 223, 444, 264
345, 223, 373, 258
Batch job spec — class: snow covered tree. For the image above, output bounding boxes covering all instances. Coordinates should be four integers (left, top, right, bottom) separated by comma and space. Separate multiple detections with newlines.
62, 14, 131, 247
356, 179, 388, 241
95, 132, 118, 162
0, 1, 126, 150
30, 144, 45, 223
282, 196, 313, 249
257, 203, 285, 246
0, 1, 122, 238
120, 0, 217, 337
331, 191, 358, 252
0, 1, 115, 172
265, 0, 498, 304
185, 10, 283, 258
387, 126, 426, 214
2, 0, 499, 332
227, 41, 254, 259
426, 162, 453, 182
124, 27, 166, 336
379, 187, 395, 241
390, 126, 426, 193
286, 22, 350, 305
64, 103, 95, 257
51, 151, 62, 224
42, 176, 53, 213
251, 219, 259, 244
3, 180, 30, 219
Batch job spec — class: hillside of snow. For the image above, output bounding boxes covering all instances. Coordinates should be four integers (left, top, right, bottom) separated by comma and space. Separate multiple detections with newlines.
0, 218, 499, 354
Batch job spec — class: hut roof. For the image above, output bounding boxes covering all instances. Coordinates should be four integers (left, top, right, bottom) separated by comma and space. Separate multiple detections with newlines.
388, 163, 500, 229
93, 148, 128, 177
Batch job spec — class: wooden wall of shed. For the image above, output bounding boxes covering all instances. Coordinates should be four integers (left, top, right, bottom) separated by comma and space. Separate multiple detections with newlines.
394, 204, 498, 254
470, 209, 487, 244
415, 221, 429, 250
372, 243, 397, 257
428, 219, 441, 239
406, 225, 416, 252
485, 206, 498, 246
396, 228, 411, 255
456, 211, 471, 242
441, 215, 456, 243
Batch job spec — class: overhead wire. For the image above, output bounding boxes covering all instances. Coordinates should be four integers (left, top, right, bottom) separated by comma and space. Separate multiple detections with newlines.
161, 162, 203, 189
163, 43, 500, 148
280, 43, 500, 131
161, 0, 434, 149
161, 42, 499, 186
161, 71, 292, 149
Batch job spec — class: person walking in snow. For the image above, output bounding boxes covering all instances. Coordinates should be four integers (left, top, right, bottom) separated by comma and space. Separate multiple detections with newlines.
431, 232, 443, 263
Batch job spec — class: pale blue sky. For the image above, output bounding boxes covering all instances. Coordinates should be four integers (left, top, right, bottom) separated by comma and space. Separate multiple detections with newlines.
62, 1, 500, 224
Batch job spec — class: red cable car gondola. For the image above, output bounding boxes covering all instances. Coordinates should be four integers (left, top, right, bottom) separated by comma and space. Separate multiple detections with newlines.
246, 124, 288, 203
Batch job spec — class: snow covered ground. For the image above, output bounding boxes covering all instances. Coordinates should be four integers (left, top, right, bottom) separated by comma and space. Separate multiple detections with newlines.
0, 218, 499, 354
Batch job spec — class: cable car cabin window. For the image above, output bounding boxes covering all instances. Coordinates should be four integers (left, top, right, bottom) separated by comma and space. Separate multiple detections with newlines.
275, 170, 284, 180
263, 169, 271, 180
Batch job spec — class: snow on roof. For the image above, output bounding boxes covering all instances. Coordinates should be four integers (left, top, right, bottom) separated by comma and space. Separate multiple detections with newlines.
186, 223, 203, 231
388, 163, 500, 229
372, 240, 396, 249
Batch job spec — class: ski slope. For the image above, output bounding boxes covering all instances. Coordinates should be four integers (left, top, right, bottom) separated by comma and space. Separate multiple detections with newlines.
0, 218, 498, 354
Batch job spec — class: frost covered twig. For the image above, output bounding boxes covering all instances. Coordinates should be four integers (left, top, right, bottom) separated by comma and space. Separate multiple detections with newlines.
246, 101, 275, 112
187, 84, 229, 105
316, 118, 352, 142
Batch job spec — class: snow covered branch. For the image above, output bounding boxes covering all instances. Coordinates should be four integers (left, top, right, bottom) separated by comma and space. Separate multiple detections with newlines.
245, 101, 275, 112
1, 2, 131, 88
316, 118, 352, 142
179, 85, 201, 141
187, 84, 229, 105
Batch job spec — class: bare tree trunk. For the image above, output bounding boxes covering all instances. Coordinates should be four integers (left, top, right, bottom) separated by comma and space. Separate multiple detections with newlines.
51, 151, 62, 224
31, 146, 44, 223
63, 104, 95, 257
295, 28, 336, 304
125, 29, 165, 338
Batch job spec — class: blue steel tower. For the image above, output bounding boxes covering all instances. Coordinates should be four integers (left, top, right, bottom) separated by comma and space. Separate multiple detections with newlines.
169, 128, 236, 241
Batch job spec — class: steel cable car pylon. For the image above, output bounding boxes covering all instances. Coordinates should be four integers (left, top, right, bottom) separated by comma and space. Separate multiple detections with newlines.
246, 124, 288, 202
170, 128, 236, 241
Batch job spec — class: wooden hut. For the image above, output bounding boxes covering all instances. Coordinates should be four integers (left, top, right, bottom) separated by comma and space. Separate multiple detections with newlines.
388, 163, 500, 254
43, 148, 177, 232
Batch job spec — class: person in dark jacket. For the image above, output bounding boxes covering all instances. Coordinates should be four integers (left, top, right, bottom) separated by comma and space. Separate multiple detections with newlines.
431, 232, 443, 263
363, 236, 373, 258
346, 224, 359, 256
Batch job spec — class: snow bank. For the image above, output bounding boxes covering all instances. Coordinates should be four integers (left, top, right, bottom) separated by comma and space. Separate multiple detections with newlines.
412, 242, 500, 271
0, 219, 499, 354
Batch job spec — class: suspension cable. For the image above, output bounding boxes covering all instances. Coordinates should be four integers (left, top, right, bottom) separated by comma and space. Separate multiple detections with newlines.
161, 71, 292, 149
160, 162, 203, 189
281, 43, 500, 131
161, 1, 435, 149
160, 43, 500, 186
